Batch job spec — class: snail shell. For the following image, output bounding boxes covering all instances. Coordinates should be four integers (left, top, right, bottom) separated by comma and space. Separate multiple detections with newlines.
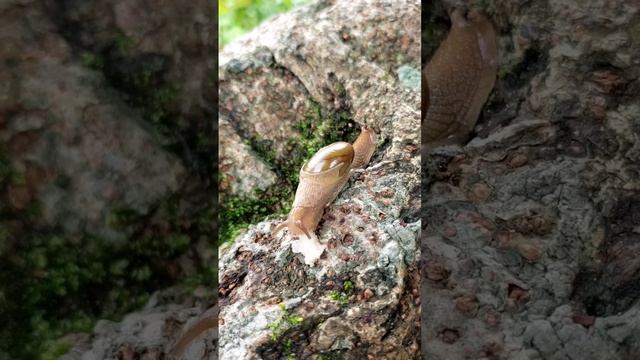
423, 8, 498, 147
286, 141, 355, 238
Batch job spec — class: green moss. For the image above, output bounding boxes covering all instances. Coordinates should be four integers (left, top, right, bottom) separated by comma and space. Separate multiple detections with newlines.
329, 280, 354, 305
80, 52, 104, 70
40, 338, 73, 360
268, 303, 304, 342
343, 280, 353, 293
219, 187, 292, 246
114, 32, 135, 55
0, 194, 214, 359
0, 227, 201, 358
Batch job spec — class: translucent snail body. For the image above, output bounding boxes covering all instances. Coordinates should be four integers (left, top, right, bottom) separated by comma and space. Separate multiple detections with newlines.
273, 127, 376, 265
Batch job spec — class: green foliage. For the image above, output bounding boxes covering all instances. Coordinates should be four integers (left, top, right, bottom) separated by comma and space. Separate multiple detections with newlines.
268, 303, 304, 342
219, 0, 311, 48
329, 280, 354, 305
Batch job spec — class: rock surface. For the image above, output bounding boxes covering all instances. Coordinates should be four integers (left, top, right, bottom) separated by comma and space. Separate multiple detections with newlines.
218, 0, 421, 359
61, 290, 217, 360
0, 0, 215, 358
423, 1, 640, 359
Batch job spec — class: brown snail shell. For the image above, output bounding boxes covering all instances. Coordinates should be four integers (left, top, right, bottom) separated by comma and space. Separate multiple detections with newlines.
272, 127, 376, 239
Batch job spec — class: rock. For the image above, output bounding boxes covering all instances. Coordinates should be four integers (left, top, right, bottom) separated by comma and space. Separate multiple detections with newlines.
0, 0, 215, 358
0, 0, 218, 241
219, 118, 278, 196
423, 0, 640, 359
218, 0, 421, 359
61, 290, 217, 360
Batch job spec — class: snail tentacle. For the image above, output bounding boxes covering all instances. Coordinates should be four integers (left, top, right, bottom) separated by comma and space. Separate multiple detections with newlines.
294, 219, 312, 239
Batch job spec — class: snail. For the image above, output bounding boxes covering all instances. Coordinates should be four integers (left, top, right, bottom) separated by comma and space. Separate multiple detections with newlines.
272, 126, 376, 265
423, 8, 498, 147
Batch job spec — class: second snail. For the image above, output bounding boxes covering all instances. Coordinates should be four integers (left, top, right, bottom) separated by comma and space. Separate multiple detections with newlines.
423, 7, 498, 147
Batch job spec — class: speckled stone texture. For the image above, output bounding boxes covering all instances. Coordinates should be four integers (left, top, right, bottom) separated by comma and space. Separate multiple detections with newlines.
219, 0, 421, 359
423, 0, 640, 359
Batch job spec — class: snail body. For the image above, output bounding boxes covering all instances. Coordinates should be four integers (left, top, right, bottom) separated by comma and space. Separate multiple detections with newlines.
273, 127, 376, 264
423, 8, 498, 147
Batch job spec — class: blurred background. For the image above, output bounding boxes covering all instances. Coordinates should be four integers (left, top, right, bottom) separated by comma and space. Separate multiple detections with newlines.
219, 0, 310, 48
0, 1, 215, 358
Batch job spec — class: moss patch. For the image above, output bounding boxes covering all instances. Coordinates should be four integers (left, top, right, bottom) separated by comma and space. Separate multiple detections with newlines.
0, 209, 213, 360
268, 303, 305, 342
0, 150, 215, 359
329, 280, 354, 305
